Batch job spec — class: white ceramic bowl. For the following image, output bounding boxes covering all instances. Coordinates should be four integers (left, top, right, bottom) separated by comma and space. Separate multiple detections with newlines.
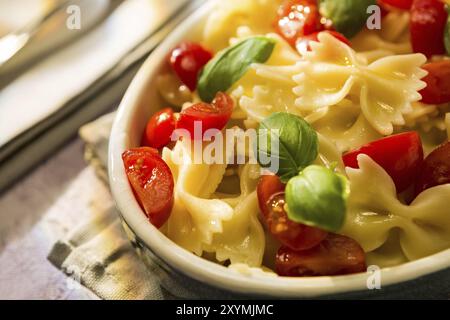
108, 1, 450, 298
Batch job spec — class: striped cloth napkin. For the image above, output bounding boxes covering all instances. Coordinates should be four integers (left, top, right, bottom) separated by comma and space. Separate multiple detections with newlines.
47, 113, 450, 300
47, 113, 196, 299
48, 112, 450, 300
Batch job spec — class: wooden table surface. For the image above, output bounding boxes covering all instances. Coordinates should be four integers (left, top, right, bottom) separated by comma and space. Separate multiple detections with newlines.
0, 138, 99, 299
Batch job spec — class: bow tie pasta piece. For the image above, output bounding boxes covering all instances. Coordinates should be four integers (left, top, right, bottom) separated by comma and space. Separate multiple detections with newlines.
204, 191, 265, 266
293, 32, 427, 136
162, 140, 265, 266
363, 55, 428, 134
232, 34, 303, 122
352, 10, 412, 55
341, 154, 450, 266
404, 102, 450, 136
238, 74, 301, 123
404, 102, 440, 130
312, 99, 383, 153
202, 0, 281, 52
162, 141, 233, 252
208, 163, 265, 266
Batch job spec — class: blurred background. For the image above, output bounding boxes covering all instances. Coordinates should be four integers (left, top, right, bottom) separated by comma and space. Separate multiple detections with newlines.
0, 0, 205, 299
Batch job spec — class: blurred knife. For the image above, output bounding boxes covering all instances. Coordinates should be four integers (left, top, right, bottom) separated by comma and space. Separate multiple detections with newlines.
0, 0, 206, 193
0, 0, 71, 66
0, 0, 124, 88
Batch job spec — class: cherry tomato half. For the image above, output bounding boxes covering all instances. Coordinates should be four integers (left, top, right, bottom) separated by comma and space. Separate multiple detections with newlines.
419, 61, 450, 105
410, 0, 447, 58
295, 30, 351, 55
379, 0, 413, 10
142, 108, 176, 149
414, 141, 450, 197
276, 233, 366, 277
257, 175, 328, 251
177, 92, 233, 139
275, 0, 328, 47
122, 147, 174, 228
343, 132, 424, 193
169, 42, 213, 91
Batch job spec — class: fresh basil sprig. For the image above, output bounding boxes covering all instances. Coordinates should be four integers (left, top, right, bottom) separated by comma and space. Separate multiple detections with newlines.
256, 112, 318, 182
285, 165, 349, 232
197, 37, 276, 102
319, 0, 376, 38
445, 4, 450, 55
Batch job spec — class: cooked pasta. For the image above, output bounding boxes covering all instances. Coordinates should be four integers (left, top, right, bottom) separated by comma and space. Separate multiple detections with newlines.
125, 0, 450, 276
351, 10, 412, 55
202, 0, 281, 52
293, 32, 427, 136
342, 155, 450, 264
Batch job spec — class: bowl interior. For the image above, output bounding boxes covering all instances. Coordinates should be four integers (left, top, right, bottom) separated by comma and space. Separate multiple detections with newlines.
108, 1, 450, 298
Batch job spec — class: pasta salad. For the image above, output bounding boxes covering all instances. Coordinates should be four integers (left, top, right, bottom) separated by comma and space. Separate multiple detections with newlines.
121, 0, 450, 277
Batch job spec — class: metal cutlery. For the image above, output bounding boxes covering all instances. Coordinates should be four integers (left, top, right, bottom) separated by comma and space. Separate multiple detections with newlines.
0, 0, 71, 67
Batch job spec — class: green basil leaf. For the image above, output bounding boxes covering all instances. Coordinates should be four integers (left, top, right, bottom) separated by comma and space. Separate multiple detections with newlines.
319, 0, 376, 38
197, 37, 276, 102
445, 4, 450, 56
285, 165, 349, 232
256, 112, 318, 182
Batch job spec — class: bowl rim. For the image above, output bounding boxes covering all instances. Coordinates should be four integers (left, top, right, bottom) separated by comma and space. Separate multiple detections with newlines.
108, 0, 450, 297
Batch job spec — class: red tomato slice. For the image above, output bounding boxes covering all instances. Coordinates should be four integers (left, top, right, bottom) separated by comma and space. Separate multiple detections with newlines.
275, 234, 366, 277
169, 42, 213, 91
419, 61, 450, 105
410, 0, 447, 58
414, 141, 450, 197
257, 175, 328, 251
177, 92, 233, 139
379, 0, 413, 9
295, 30, 351, 55
122, 147, 174, 228
142, 108, 176, 149
275, 0, 328, 47
343, 132, 424, 193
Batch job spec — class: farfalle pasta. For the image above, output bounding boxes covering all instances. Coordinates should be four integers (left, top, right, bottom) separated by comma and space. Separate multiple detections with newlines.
161, 134, 265, 266
122, 0, 450, 277
293, 32, 427, 136
232, 34, 302, 122
202, 0, 280, 52
342, 155, 450, 266
352, 10, 412, 55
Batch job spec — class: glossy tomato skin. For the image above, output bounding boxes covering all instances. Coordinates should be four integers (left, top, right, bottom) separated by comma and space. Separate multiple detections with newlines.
275, 0, 328, 47
275, 234, 366, 277
295, 30, 351, 55
343, 132, 424, 193
122, 147, 174, 228
419, 61, 450, 105
414, 141, 450, 197
143, 108, 176, 149
410, 0, 447, 58
379, 0, 413, 9
257, 174, 285, 215
257, 175, 328, 251
169, 42, 213, 91
177, 92, 233, 139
